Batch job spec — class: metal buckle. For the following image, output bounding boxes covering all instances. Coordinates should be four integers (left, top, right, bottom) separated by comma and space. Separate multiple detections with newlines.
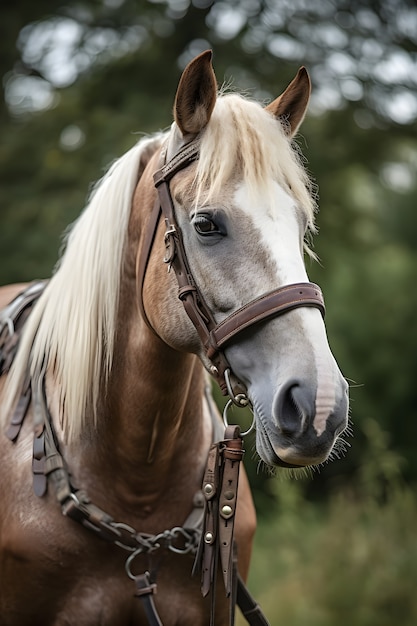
61, 492, 85, 520
163, 224, 177, 269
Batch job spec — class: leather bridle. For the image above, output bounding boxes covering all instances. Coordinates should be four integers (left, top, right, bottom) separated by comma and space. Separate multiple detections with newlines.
137, 137, 325, 401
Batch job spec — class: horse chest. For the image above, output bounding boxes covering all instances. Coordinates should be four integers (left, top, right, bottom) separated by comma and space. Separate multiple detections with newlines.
1, 517, 216, 626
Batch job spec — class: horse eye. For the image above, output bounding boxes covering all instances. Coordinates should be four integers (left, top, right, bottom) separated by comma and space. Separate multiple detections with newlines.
194, 215, 219, 236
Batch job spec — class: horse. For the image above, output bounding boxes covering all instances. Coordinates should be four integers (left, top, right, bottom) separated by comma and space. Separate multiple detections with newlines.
0, 51, 349, 625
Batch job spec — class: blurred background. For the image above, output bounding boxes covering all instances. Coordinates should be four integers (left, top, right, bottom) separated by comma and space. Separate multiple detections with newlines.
1, 0, 416, 623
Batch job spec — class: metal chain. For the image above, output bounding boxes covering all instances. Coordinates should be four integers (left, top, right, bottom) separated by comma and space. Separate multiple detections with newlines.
61, 491, 201, 555
125, 527, 201, 580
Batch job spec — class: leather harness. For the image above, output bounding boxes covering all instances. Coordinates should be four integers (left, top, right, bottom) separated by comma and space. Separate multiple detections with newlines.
0, 136, 325, 626
0, 284, 268, 625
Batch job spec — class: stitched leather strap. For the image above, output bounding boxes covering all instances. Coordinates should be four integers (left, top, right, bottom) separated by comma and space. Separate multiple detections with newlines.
207, 283, 324, 358
198, 443, 220, 598
196, 427, 243, 608
218, 427, 244, 596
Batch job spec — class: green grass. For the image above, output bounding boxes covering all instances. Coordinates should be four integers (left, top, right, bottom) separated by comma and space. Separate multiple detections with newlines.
238, 482, 417, 626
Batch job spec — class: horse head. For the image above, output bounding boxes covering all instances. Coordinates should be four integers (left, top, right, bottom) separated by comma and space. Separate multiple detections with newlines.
140, 51, 349, 468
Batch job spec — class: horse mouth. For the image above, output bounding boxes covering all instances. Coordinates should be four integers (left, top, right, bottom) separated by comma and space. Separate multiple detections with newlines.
255, 420, 301, 467
255, 412, 339, 468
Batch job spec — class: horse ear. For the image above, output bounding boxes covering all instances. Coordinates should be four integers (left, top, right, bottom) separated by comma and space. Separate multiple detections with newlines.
174, 50, 217, 136
266, 67, 311, 137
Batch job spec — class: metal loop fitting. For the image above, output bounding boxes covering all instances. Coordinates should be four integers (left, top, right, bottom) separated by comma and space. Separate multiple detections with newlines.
113, 522, 141, 552
224, 368, 250, 408
125, 550, 148, 580
223, 399, 255, 437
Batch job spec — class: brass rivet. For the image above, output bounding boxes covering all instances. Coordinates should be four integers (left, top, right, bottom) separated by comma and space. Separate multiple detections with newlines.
221, 505, 233, 516
204, 483, 213, 495
204, 532, 214, 544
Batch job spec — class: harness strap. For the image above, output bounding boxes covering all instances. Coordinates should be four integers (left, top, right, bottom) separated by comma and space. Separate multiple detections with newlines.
237, 575, 270, 626
1, 282, 47, 441
6, 380, 31, 442
219, 426, 244, 596
0, 281, 47, 378
194, 425, 265, 626
134, 572, 163, 626
197, 442, 220, 597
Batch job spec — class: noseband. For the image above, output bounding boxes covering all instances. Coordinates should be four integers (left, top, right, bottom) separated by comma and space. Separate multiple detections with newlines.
137, 138, 325, 400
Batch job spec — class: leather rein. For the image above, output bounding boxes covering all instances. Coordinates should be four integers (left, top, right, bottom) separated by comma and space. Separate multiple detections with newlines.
137, 137, 325, 405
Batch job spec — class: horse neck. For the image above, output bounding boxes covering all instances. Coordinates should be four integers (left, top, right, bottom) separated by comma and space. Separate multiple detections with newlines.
72, 174, 212, 513
101, 325, 209, 503
73, 312, 210, 517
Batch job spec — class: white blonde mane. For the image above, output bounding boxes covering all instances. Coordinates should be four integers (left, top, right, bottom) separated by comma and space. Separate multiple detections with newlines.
2, 92, 316, 443
2, 134, 164, 442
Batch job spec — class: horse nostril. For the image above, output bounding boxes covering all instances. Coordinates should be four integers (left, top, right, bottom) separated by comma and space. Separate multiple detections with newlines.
274, 380, 313, 437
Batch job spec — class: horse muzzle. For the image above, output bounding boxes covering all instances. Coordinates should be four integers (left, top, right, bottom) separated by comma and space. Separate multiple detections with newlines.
253, 374, 349, 467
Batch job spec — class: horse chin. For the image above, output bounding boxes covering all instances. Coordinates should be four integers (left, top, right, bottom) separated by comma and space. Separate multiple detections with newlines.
273, 445, 329, 467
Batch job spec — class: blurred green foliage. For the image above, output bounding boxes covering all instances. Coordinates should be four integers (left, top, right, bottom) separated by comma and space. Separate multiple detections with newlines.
1, 0, 417, 504
239, 424, 417, 625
